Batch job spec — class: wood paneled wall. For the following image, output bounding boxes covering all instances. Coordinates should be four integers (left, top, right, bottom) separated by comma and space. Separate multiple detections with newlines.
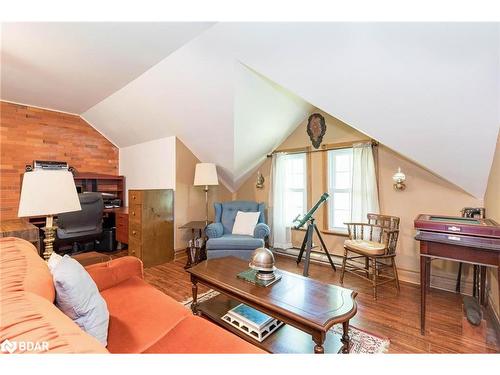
0, 101, 118, 220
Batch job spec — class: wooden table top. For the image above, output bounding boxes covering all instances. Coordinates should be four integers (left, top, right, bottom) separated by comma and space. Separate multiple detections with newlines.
188, 256, 357, 331
0, 219, 38, 234
103, 206, 128, 214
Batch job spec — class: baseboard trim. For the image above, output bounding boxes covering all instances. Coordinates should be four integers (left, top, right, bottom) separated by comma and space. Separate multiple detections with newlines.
174, 248, 187, 261
273, 247, 476, 295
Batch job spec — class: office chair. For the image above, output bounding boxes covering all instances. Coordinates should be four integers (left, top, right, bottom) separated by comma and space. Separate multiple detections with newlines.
55, 192, 104, 254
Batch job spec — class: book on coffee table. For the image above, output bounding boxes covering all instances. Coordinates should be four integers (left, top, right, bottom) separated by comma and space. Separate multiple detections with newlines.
222, 304, 283, 342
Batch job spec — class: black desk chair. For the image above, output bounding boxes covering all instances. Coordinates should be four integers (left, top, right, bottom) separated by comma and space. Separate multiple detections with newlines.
55, 192, 104, 254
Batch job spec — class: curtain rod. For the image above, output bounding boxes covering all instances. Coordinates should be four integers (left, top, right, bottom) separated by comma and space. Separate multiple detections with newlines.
266, 140, 378, 158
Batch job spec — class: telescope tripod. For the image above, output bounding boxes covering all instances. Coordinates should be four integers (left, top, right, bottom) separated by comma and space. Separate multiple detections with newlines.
296, 218, 337, 277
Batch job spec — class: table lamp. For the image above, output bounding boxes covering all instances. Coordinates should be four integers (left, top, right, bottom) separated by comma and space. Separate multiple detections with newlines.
193, 163, 219, 224
18, 170, 81, 261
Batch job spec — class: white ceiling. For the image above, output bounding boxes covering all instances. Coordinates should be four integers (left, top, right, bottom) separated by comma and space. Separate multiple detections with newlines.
82, 25, 315, 188
0, 22, 214, 113
230, 22, 500, 198
2, 22, 499, 197
234, 65, 313, 186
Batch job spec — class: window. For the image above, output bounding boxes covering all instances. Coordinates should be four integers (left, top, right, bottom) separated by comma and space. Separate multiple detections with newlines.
327, 148, 353, 230
283, 153, 307, 226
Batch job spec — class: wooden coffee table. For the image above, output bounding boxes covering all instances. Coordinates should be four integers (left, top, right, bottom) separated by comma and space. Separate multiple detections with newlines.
187, 256, 358, 354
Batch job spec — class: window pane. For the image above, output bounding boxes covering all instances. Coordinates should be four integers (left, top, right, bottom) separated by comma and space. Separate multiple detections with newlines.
334, 210, 350, 228
284, 191, 304, 225
283, 153, 307, 226
327, 148, 353, 230
335, 171, 351, 189
334, 192, 350, 210
335, 154, 351, 172
284, 155, 305, 189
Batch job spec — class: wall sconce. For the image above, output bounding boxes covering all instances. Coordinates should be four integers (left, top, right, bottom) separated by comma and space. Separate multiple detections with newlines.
392, 167, 406, 191
256, 171, 265, 189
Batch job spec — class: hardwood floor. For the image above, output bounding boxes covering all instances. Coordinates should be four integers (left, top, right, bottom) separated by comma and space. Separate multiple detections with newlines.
143, 254, 499, 353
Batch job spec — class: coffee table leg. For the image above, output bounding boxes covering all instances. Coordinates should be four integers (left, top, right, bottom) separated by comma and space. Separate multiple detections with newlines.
341, 321, 350, 353
191, 279, 201, 316
313, 332, 325, 354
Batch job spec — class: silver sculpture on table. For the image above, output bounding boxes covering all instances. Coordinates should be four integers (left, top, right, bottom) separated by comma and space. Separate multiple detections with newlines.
249, 247, 277, 281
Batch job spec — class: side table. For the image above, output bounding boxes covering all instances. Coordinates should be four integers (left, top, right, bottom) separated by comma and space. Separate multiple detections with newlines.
179, 220, 210, 268
0, 219, 40, 254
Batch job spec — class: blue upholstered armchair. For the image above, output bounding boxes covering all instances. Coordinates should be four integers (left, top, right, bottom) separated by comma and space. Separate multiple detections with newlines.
205, 201, 270, 260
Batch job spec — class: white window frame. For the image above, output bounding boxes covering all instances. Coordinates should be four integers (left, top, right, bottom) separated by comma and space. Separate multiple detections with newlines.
327, 147, 353, 232
283, 152, 308, 226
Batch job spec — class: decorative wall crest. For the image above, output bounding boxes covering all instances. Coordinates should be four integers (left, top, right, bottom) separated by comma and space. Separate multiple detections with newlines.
306, 113, 326, 149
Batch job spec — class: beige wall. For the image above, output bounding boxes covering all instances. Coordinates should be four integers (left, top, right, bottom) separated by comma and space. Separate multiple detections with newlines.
175, 138, 232, 251
236, 110, 483, 291
484, 131, 500, 317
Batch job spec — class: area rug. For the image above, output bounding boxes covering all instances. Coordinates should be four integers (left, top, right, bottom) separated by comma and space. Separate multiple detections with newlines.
182, 290, 390, 354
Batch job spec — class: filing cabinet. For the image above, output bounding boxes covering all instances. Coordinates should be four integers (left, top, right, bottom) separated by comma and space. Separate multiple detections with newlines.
127, 189, 174, 267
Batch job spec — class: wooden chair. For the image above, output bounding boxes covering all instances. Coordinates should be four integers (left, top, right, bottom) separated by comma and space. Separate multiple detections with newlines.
340, 214, 400, 300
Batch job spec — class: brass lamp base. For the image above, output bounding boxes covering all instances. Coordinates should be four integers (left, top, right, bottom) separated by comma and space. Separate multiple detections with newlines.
204, 185, 209, 225
42, 215, 56, 261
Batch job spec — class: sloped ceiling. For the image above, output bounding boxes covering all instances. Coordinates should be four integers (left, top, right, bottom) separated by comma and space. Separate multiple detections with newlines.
230, 22, 500, 198
234, 64, 313, 187
0, 22, 214, 113
2, 22, 499, 197
82, 25, 314, 188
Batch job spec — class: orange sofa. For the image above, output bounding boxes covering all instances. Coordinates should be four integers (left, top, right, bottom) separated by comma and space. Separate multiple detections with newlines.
0, 237, 264, 354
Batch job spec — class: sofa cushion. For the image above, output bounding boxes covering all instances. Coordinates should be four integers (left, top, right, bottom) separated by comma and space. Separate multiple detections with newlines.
206, 234, 264, 251
0, 292, 108, 353
0, 237, 55, 303
52, 255, 109, 346
85, 256, 144, 292
100, 276, 190, 353
143, 315, 265, 354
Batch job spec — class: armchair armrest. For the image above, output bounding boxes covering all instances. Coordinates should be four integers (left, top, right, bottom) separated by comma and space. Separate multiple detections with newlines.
85, 256, 144, 292
254, 223, 270, 239
205, 222, 223, 239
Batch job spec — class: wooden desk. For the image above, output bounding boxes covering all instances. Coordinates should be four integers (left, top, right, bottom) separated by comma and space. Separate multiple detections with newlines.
415, 215, 500, 335
0, 219, 40, 253
72, 251, 112, 267
104, 207, 128, 244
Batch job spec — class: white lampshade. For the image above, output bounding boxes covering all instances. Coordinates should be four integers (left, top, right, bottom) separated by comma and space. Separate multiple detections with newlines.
193, 163, 219, 186
18, 170, 81, 217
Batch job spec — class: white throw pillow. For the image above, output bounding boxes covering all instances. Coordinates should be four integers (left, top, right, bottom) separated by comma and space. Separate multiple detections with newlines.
51, 255, 109, 346
47, 252, 63, 272
232, 211, 260, 236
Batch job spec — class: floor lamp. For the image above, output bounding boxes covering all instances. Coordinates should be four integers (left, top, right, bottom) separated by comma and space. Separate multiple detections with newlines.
193, 163, 219, 225
18, 170, 81, 261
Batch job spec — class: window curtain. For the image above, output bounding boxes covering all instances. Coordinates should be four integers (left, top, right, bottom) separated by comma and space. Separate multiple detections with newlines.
351, 142, 380, 222
268, 153, 292, 249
